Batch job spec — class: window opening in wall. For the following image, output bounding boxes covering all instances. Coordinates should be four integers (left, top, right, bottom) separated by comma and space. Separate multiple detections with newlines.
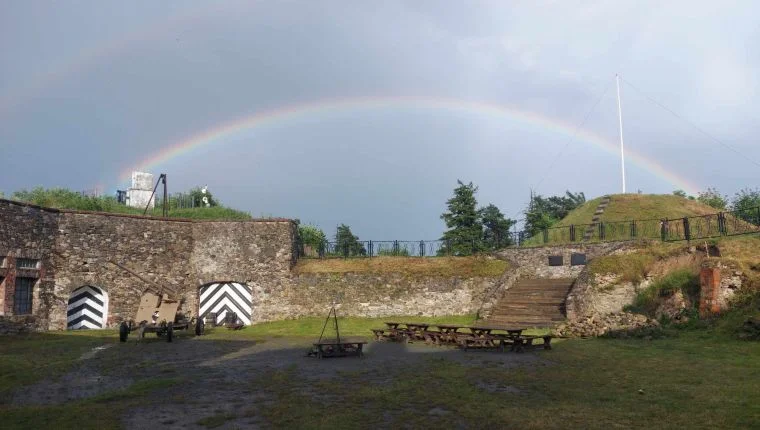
14, 277, 35, 314
16, 258, 40, 269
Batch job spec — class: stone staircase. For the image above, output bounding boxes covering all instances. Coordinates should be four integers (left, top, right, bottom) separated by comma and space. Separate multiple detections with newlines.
485, 278, 575, 328
582, 195, 612, 241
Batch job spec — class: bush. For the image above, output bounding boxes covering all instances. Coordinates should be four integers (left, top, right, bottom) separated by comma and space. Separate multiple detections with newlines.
377, 248, 411, 257
626, 269, 699, 317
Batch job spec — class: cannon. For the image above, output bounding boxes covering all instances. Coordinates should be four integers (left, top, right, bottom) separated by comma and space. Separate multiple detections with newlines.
119, 291, 204, 343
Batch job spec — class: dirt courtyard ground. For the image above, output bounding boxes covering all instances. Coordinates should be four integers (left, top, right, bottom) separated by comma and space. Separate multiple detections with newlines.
10, 334, 543, 429
4, 324, 759, 429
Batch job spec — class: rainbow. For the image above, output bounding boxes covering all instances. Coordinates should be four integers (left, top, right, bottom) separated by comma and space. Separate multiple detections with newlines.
115, 96, 702, 193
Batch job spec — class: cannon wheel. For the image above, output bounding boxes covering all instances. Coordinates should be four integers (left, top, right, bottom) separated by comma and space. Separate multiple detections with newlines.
194, 318, 205, 336
167, 323, 174, 343
119, 322, 129, 342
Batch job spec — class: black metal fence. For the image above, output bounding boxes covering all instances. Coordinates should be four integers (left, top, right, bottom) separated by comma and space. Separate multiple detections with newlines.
297, 206, 760, 259
298, 237, 518, 259
154, 192, 206, 209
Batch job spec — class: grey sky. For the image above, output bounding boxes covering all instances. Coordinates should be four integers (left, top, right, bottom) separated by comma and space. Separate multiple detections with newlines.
1, 0, 758, 240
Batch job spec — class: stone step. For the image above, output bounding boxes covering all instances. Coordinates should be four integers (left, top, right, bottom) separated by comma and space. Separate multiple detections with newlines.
492, 314, 564, 321
496, 302, 565, 310
516, 279, 575, 285
487, 276, 574, 328
510, 287, 573, 292
499, 294, 566, 300
493, 312, 565, 320
486, 319, 565, 328
498, 298, 568, 305
502, 293, 569, 299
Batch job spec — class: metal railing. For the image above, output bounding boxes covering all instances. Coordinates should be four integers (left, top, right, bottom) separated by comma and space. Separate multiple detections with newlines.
296, 206, 760, 259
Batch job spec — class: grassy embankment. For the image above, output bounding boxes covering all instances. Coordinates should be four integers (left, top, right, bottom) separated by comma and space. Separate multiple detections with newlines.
525, 194, 727, 246
6, 187, 253, 220
294, 256, 509, 278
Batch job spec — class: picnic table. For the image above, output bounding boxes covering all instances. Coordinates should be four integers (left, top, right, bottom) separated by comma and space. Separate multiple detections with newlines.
370, 322, 550, 353
371, 322, 409, 342
431, 324, 465, 345
309, 337, 367, 359
401, 322, 430, 342
463, 326, 525, 351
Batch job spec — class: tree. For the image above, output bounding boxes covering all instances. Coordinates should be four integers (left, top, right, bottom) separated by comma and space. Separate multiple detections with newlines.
524, 190, 585, 237
334, 224, 366, 256
731, 188, 760, 225
439, 180, 484, 255
673, 190, 687, 198
298, 224, 327, 256
696, 187, 727, 210
480, 204, 516, 249
188, 186, 218, 207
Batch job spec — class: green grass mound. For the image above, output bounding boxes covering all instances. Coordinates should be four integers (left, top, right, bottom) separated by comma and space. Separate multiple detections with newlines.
6, 187, 253, 221
557, 194, 720, 227
524, 194, 727, 246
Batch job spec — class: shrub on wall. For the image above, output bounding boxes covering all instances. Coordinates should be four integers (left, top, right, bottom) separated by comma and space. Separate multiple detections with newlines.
625, 269, 699, 317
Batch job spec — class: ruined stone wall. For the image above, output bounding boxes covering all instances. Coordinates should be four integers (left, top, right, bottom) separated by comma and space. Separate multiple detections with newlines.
0, 200, 59, 330
262, 272, 500, 320
0, 199, 296, 331
497, 242, 633, 270
51, 212, 196, 329
190, 221, 297, 322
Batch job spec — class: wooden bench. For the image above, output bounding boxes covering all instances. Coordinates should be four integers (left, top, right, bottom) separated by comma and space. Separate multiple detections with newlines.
371, 328, 394, 341
460, 335, 506, 352
423, 330, 444, 345
513, 335, 553, 352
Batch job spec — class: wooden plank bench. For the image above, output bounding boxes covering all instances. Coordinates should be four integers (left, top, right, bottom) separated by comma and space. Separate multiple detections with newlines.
423, 330, 444, 345
513, 335, 553, 352
371, 328, 397, 341
460, 335, 506, 352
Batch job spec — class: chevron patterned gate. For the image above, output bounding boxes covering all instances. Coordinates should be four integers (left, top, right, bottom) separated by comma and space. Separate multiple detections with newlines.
199, 282, 252, 325
67, 286, 108, 329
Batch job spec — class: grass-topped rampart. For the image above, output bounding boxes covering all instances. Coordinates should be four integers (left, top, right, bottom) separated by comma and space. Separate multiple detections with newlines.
294, 256, 509, 278
557, 194, 721, 227
7, 187, 252, 220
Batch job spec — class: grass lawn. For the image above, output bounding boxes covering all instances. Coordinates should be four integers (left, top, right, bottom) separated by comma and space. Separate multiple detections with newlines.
1, 319, 759, 429
204, 314, 482, 339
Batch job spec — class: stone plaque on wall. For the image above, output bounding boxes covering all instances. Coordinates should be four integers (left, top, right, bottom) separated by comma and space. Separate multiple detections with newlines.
548, 255, 563, 266
571, 253, 587, 266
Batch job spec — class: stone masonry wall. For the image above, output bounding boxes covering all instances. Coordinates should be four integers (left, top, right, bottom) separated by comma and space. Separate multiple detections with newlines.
263, 272, 500, 320
0, 199, 297, 331
498, 242, 633, 270
0, 198, 642, 333
0, 200, 59, 331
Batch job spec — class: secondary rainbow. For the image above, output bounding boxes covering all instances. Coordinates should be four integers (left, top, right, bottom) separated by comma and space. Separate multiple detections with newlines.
116, 96, 701, 194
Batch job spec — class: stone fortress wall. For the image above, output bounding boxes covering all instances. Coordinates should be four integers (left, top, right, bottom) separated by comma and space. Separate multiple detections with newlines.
0, 198, 504, 332
0, 198, 297, 331
0, 197, 640, 333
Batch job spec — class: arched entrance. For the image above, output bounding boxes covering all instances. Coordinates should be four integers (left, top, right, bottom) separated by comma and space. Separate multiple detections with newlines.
67, 285, 108, 329
198, 282, 252, 325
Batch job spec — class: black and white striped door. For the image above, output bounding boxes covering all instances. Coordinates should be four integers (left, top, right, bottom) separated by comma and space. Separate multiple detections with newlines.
199, 282, 252, 325
67, 286, 108, 329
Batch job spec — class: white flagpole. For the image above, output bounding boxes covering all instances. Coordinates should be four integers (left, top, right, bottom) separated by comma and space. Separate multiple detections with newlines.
616, 73, 627, 193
